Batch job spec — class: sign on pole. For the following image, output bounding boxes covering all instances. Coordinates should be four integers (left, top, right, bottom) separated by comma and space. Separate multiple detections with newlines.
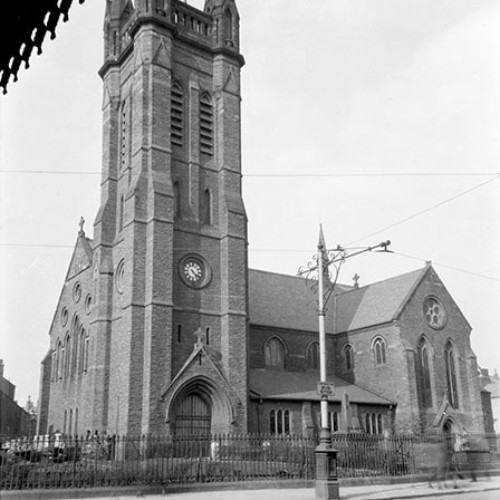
317, 382, 335, 399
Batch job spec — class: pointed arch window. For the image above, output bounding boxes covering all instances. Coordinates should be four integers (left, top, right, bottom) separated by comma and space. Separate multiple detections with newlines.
329, 411, 339, 432
64, 335, 71, 379
445, 342, 459, 408
51, 350, 57, 382
223, 8, 233, 46
265, 337, 285, 368
79, 328, 86, 374
417, 337, 433, 408
344, 344, 354, 372
200, 92, 214, 155
120, 99, 131, 170
118, 195, 125, 232
83, 334, 90, 374
171, 83, 184, 147
270, 408, 290, 435
202, 189, 212, 225
56, 341, 62, 380
71, 316, 80, 375
307, 341, 319, 369
373, 337, 386, 365
173, 182, 181, 219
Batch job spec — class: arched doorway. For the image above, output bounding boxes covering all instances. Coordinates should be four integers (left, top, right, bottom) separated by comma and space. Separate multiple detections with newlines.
442, 417, 456, 454
173, 391, 211, 437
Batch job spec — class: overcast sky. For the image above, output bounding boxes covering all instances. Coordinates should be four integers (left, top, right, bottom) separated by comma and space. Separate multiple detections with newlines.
1, 0, 499, 406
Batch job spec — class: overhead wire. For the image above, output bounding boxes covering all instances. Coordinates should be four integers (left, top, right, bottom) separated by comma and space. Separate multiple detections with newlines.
348, 175, 500, 244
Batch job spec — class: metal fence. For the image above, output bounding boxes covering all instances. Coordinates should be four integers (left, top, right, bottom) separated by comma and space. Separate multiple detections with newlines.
1, 432, 498, 490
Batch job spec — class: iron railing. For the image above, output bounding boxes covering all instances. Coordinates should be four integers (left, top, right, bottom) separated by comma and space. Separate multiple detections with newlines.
1, 432, 498, 490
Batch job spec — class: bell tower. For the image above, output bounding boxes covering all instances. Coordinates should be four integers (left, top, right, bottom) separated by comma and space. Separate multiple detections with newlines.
94, 0, 248, 435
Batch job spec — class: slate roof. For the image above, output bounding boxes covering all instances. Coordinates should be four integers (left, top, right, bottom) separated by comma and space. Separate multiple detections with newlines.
333, 267, 428, 334
250, 368, 394, 405
248, 269, 352, 334
249, 266, 429, 335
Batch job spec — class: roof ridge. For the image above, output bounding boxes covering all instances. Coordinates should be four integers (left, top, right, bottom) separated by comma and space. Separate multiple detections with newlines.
337, 265, 426, 295
249, 267, 351, 289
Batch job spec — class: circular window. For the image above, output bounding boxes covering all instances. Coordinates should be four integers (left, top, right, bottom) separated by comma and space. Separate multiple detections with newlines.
73, 282, 82, 303
61, 307, 69, 327
115, 259, 125, 294
179, 254, 212, 289
85, 294, 92, 315
423, 296, 446, 329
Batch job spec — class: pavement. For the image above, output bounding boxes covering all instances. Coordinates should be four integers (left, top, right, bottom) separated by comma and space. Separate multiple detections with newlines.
1, 475, 500, 500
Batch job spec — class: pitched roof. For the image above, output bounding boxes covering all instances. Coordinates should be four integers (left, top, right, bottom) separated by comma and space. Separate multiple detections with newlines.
248, 269, 352, 333
250, 368, 394, 405
333, 267, 428, 333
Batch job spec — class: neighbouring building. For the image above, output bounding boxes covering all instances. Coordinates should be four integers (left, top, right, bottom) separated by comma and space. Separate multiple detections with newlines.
480, 369, 500, 434
0, 360, 34, 437
37, 0, 489, 439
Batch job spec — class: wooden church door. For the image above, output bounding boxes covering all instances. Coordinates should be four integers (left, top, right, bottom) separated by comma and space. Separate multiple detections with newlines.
174, 392, 211, 436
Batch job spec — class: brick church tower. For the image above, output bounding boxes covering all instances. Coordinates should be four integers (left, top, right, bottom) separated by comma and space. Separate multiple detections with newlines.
39, 0, 248, 437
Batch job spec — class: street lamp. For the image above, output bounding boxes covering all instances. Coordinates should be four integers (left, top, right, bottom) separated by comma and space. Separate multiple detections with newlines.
298, 225, 391, 500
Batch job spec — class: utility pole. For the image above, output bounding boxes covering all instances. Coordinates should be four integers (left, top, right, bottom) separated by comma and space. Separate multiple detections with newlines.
298, 225, 391, 500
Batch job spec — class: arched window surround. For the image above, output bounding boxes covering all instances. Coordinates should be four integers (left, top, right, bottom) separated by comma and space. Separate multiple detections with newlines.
343, 343, 354, 372
171, 82, 185, 148
306, 341, 319, 370
202, 188, 212, 225
416, 335, 434, 408
264, 336, 286, 368
372, 337, 387, 366
444, 339, 460, 409
173, 181, 181, 219
199, 92, 214, 155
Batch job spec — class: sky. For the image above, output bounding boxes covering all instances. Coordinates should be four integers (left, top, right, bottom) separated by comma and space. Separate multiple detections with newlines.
0, 0, 499, 407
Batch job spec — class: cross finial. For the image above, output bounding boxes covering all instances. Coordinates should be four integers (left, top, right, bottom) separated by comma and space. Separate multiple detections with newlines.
78, 216, 85, 235
352, 273, 360, 288
194, 327, 205, 346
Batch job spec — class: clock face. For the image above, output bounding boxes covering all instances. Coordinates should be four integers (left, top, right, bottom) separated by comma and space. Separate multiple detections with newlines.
183, 260, 203, 283
179, 254, 212, 288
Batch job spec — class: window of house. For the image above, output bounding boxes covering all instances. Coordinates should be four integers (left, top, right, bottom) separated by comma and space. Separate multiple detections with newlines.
270, 408, 290, 435
171, 83, 184, 147
307, 341, 319, 369
373, 337, 386, 365
199, 92, 214, 155
264, 337, 285, 368
344, 344, 354, 372
445, 341, 459, 408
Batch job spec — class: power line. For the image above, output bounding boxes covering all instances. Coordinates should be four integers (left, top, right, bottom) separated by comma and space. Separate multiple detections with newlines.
1, 242, 498, 282
0, 170, 499, 178
349, 175, 500, 244
394, 251, 500, 283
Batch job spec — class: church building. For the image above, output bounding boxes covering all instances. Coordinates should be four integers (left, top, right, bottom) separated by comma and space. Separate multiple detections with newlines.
37, 0, 487, 439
